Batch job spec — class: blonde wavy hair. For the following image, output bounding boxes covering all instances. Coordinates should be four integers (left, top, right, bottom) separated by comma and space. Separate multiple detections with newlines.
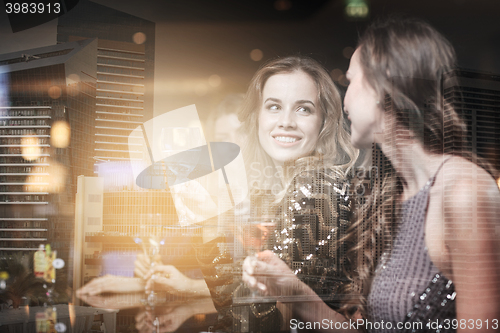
238, 55, 358, 195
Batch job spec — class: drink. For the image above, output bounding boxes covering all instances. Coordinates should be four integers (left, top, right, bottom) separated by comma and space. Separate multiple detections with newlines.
34, 244, 46, 279
242, 219, 276, 255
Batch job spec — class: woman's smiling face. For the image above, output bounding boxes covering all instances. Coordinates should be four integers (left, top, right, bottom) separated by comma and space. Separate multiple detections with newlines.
258, 70, 323, 164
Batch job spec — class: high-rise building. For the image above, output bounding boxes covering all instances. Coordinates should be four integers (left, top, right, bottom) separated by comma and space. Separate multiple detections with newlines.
0, 39, 97, 272
73, 175, 103, 294
444, 68, 500, 170
57, 0, 155, 166
56, 2, 164, 292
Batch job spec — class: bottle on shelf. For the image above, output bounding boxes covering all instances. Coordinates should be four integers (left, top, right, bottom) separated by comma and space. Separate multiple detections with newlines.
44, 244, 56, 283
34, 244, 46, 279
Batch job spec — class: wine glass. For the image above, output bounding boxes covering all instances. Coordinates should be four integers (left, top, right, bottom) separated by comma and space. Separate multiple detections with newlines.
134, 233, 166, 307
241, 216, 276, 299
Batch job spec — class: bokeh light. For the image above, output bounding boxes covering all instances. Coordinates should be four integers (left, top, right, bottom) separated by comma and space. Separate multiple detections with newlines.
194, 314, 206, 322
208, 74, 221, 88
133, 32, 146, 44
330, 68, 343, 81
67, 74, 80, 84
250, 49, 263, 61
25, 158, 67, 193
69, 303, 76, 330
21, 136, 41, 161
345, 0, 369, 18
47, 160, 67, 193
343, 46, 355, 59
50, 121, 71, 148
0, 271, 9, 281
274, 0, 292, 11
48, 86, 62, 99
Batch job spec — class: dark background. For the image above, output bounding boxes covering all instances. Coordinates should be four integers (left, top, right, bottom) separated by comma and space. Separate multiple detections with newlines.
1, 0, 500, 118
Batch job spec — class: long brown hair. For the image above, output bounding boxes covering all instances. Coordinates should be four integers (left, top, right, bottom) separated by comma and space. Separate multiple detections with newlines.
343, 17, 497, 316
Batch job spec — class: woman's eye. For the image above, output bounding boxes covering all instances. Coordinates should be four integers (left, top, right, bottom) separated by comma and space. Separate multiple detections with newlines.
267, 104, 280, 111
297, 106, 311, 114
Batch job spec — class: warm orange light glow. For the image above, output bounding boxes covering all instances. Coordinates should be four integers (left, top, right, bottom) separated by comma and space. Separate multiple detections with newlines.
154, 78, 220, 95
25, 159, 67, 193
133, 32, 146, 44
68, 303, 76, 330
497, 177, 500, 189
250, 49, 263, 61
67, 74, 80, 84
51, 121, 71, 148
48, 86, 62, 99
193, 313, 206, 322
21, 136, 41, 161
208, 74, 221, 88
47, 161, 67, 193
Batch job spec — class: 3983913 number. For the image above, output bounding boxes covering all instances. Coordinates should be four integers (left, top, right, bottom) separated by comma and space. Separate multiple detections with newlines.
5, 2, 61, 14
443, 319, 498, 330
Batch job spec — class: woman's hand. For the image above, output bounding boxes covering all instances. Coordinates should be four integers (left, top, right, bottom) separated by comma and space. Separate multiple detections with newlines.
144, 265, 211, 297
135, 298, 216, 333
77, 291, 145, 309
76, 275, 145, 296
134, 253, 162, 279
243, 251, 360, 332
242, 250, 308, 300
135, 306, 192, 333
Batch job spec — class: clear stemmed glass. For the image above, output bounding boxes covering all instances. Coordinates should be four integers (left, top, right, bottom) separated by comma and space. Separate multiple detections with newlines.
134, 233, 166, 307
241, 216, 276, 299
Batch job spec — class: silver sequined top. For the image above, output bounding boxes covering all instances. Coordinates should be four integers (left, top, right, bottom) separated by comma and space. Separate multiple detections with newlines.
367, 160, 455, 332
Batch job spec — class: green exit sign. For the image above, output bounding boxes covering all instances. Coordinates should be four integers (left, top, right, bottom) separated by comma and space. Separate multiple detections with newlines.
345, 0, 369, 19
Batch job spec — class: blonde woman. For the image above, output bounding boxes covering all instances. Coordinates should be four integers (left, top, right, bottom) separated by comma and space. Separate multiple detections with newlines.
79, 55, 359, 331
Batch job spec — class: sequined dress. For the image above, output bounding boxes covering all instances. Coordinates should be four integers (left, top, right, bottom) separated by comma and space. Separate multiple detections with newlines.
367, 160, 456, 333
202, 160, 353, 331
273, 164, 353, 309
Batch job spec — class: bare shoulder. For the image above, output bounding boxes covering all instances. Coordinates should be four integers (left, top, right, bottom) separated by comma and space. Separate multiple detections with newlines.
441, 156, 499, 209
439, 156, 500, 243
437, 157, 500, 322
